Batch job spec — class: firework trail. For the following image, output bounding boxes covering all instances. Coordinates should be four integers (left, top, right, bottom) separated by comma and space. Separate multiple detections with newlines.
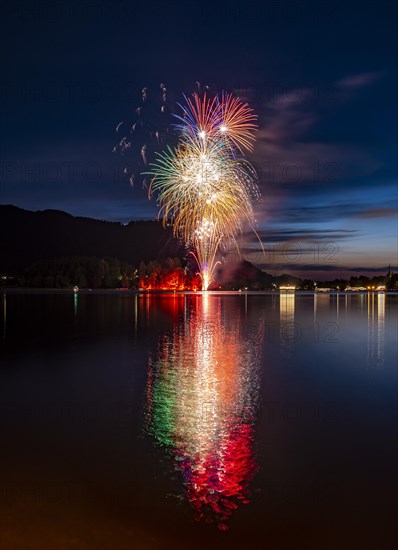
148, 90, 259, 290
113, 84, 175, 188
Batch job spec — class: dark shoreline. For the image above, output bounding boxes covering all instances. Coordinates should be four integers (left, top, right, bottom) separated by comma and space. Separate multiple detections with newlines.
1, 288, 397, 296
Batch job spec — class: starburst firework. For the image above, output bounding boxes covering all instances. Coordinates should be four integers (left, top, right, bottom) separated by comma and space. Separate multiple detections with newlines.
148, 91, 259, 290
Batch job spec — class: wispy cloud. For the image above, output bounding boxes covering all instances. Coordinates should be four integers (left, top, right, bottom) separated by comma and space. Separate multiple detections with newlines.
253, 263, 396, 275
253, 203, 397, 225
241, 228, 358, 244
336, 71, 385, 89
252, 73, 386, 194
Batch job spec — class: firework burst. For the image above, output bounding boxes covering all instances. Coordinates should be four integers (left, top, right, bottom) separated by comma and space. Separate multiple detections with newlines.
148, 91, 259, 290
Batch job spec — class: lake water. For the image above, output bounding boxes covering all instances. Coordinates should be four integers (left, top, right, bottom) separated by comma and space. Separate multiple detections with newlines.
0, 292, 397, 549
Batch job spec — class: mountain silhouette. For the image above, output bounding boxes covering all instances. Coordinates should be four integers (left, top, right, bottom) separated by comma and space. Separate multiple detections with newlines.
0, 205, 182, 274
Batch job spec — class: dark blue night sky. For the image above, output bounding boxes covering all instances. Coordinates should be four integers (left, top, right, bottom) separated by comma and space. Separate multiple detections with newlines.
0, 0, 396, 277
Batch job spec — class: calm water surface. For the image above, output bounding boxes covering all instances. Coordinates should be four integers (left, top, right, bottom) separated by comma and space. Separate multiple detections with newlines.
0, 292, 397, 549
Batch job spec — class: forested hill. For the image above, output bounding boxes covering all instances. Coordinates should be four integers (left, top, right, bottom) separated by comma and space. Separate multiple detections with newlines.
0, 205, 182, 274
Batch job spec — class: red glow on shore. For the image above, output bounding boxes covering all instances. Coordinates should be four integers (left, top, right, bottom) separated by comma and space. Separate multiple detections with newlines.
139, 269, 202, 291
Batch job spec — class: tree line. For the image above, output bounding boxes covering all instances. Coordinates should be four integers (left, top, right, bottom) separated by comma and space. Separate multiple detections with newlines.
7, 256, 199, 290
1, 256, 396, 291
